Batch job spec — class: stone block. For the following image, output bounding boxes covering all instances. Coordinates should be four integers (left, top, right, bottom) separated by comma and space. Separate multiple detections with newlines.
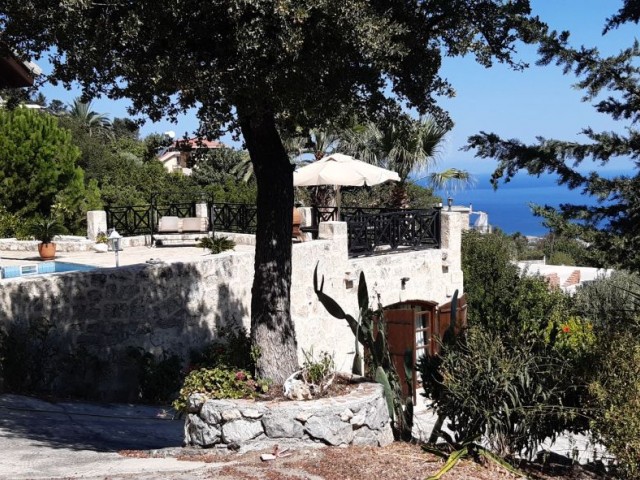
199, 400, 223, 421
186, 414, 221, 447
222, 419, 264, 444
304, 414, 354, 446
262, 412, 305, 438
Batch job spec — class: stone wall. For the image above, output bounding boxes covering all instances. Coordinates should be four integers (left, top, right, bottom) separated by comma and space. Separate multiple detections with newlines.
184, 381, 393, 452
0, 213, 464, 400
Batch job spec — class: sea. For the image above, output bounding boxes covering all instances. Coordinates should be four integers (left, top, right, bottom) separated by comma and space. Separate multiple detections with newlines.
424, 170, 628, 236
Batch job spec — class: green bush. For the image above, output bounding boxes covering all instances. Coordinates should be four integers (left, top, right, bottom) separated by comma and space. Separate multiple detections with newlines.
573, 273, 640, 477
0, 206, 27, 239
172, 366, 260, 412
419, 326, 588, 457
588, 332, 640, 478
197, 236, 236, 254
189, 325, 255, 372
127, 348, 183, 404
573, 271, 640, 332
548, 251, 575, 266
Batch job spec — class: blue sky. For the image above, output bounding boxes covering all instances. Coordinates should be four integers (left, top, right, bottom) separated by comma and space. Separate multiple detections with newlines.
38, 1, 637, 174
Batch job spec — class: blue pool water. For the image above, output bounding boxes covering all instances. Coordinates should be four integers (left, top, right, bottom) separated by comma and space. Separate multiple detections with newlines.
1, 262, 97, 279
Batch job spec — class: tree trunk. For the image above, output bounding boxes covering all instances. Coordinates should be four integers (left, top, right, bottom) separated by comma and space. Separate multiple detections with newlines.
239, 110, 299, 383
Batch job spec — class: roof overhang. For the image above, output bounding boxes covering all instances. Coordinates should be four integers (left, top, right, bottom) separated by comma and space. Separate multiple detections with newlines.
0, 50, 41, 88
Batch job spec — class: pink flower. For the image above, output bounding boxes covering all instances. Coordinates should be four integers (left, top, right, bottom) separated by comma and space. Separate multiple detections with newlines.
561, 325, 571, 334
235, 371, 247, 381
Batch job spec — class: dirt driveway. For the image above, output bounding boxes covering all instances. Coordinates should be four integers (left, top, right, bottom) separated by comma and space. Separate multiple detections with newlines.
0, 393, 598, 480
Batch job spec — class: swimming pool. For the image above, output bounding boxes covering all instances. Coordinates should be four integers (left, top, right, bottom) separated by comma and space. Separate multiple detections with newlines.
0, 261, 97, 279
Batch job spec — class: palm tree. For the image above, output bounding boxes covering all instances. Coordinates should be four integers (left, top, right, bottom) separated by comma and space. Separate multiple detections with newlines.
428, 167, 475, 207
67, 98, 112, 137
344, 116, 449, 208
230, 151, 254, 182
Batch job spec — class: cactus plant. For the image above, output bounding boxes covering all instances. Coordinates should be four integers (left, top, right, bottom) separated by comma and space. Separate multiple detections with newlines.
313, 263, 413, 439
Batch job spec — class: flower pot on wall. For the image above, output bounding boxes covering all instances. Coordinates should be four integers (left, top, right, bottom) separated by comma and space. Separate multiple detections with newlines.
38, 242, 56, 260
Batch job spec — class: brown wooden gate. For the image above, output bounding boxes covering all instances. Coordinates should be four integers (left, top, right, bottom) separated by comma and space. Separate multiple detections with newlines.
382, 295, 467, 402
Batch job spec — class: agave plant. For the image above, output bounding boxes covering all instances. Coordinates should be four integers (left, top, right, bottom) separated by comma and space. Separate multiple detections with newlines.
28, 217, 66, 244
313, 263, 414, 440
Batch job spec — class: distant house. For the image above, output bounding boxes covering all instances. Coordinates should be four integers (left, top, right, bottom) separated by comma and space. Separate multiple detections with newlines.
157, 137, 225, 175
518, 262, 613, 294
0, 45, 41, 88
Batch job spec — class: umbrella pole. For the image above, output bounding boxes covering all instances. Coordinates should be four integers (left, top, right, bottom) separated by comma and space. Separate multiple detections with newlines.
336, 186, 341, 220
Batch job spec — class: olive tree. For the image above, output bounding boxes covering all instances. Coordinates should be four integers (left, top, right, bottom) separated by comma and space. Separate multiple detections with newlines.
1, 0, 547, 381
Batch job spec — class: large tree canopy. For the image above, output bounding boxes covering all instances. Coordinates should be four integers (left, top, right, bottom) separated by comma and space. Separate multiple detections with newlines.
1, 0, 547, 381
466, 1, 640, 273
0, 108, 84, 218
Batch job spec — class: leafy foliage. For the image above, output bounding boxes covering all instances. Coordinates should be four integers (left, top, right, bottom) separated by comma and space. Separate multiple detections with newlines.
422, 229, 592, 457
172, 367, 260, 412
189, 325, 255, 373
0, 108, 84, 218
300, 348, 335, 395
126, 348, 183, 404
465, 3, 640, 273
420, 326, 588, 457
27, 216, 66, 243
197, 236, 236, 255
1, 0, 549, 380
588, 331, 640, 479
313, 264, 413, 439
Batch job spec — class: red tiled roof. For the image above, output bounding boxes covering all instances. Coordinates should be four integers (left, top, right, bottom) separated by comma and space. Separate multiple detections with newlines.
172, 138, 225, 150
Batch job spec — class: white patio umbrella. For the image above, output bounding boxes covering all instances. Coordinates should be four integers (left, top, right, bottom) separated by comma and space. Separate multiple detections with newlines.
293, 153, 400, 216
294, 153, 400, 187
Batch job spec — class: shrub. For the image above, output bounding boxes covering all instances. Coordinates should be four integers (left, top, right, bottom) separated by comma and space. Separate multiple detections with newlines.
189, 325, 254, 372
419, 326, 588, 457
573, 271, 640, 332
127, 348, 183, 404
197, 236, 236, 254
172, 366, 259, 412
588, 332, 640, 478
301, 348, 335, 396
548, 251, 575, 266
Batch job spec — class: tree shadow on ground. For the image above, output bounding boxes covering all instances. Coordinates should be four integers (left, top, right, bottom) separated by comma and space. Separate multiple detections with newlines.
0, 256, 249, 451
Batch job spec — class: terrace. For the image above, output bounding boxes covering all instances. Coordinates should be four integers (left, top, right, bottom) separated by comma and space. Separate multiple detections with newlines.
0, 201, 465, 401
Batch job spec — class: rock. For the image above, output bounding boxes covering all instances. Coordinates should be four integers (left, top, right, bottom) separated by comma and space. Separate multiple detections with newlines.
241, 407, 265, 419
295, 411, 312, 423
200, 402, 223, 424
350, 410, 367, 427
353, 423, 394, 447
305, 414, 354, 446
92, 243, 108, 253
340, 408, 354, 422
185, 414, 220, 447
284, 379, 312, 400
222, 419, 264, 444
364, 396, 390, 429
263, 412, 305, 438
221, 408, 242, 421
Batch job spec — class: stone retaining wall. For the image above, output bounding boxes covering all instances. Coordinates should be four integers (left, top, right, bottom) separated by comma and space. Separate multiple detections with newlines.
184, 381, 393, 452
0, 214, 464, 400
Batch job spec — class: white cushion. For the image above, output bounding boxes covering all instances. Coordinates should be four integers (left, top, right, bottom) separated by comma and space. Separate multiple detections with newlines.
158, 216, 181, 233
181, 217, 208, 232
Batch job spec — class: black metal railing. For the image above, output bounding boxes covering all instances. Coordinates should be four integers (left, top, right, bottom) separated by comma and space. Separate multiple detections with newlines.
106, 201, 258, 237
105, 200, 441, 256
345, 208, 441, 256
105, 205, 154, 236
210, 203, 258, 234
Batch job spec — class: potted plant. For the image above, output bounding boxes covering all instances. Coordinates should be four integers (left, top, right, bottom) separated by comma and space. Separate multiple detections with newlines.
29, 217, 66, 260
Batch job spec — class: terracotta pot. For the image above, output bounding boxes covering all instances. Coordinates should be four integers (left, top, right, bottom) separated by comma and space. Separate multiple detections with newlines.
38, 242, 56, 260
292, 207, 303, 241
